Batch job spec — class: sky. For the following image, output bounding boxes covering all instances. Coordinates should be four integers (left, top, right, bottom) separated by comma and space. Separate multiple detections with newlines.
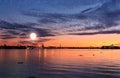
0, 0, 120, 47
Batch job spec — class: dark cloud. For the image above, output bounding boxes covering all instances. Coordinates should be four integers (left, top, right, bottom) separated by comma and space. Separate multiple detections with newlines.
70, 30, 120, 35
0, 20, 31, 29
7, 30, 20, 35
81, 7, 97, 14
83, 25, 105, 30
19, 38, 51, 45
34, 28, 55, 37
67, 0, 120, 34
1, 0, 120, 38
19, 33, 26, 36
1, 35, 17, 39
87, 0, 120, 27
0, 33, 17, 39
21, 0, 120, 35
0, 20, 55, 40
38, 19, 57, 24
22, 11, 87, 24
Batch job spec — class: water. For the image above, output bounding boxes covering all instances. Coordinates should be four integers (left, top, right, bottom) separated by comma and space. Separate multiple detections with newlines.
0, 49, 120, 78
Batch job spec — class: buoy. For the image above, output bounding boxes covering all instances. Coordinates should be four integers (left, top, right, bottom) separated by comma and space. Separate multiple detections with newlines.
28, 76, 36, 78
79, 55, 83, 56
17, 62, 24, 64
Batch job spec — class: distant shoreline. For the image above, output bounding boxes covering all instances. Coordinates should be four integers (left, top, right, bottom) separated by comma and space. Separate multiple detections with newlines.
1, 48, 120, 50
0, 45, 120, 49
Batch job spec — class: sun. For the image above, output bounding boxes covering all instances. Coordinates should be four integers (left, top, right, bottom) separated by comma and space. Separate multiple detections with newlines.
30, 33, 37, 40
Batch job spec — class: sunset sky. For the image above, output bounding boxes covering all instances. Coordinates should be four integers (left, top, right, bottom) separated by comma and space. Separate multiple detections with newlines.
0, 0, 120, 47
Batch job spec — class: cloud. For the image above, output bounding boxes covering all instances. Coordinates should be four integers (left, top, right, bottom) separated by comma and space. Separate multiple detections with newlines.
34, 28, 55, 37
21, 0, 120, 36
22, 10, 87, 24
0, 34, 17, 39
19, 41, 33, 45
70, 30, 120, 35
35, 38, 52, 42
19, 38, 51, 45
0, 20, 55, 40
1, 0, 120, 38
67, 0, 120, 35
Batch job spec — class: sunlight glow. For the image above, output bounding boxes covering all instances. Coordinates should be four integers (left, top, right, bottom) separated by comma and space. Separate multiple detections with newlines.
30, 33, 37, 40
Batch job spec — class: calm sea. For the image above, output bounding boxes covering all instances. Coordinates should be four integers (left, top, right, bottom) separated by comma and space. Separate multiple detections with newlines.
0, 49, 120, 78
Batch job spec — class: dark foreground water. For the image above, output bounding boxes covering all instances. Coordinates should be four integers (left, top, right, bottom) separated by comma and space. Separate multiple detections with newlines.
0, 49, 120, 78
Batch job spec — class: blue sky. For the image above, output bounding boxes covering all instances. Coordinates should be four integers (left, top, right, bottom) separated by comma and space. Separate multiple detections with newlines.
0, 0, 105, 23
0, 0, 120, 45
